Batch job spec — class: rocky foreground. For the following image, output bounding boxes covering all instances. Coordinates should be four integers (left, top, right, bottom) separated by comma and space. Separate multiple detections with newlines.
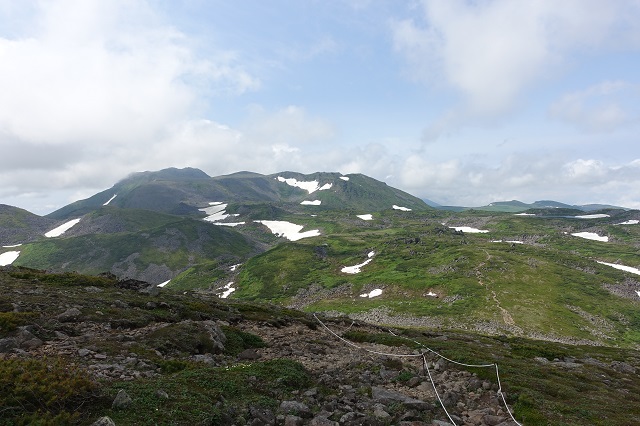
2, 267, 639, 425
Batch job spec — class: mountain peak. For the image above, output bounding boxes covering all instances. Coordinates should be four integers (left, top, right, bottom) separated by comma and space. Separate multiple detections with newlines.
122, 167, 211, 183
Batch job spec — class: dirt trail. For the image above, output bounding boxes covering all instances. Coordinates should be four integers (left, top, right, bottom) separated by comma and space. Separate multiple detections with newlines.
476, 250, 521, 332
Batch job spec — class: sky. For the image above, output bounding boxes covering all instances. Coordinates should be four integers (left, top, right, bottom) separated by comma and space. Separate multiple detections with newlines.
1, 0, 640, 215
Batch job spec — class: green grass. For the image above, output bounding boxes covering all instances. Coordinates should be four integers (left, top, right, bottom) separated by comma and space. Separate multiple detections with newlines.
232, 212, 640, 347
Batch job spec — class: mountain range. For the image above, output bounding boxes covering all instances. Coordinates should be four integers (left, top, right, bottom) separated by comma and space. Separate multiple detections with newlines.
1, 167, 639, 350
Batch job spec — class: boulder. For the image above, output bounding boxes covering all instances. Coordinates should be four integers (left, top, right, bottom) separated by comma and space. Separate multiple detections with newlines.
112, 389, 132, 410
57, 307, 82, 322
91, 417, 116, 426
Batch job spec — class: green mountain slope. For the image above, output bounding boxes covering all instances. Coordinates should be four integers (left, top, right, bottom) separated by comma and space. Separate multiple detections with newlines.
47, 168, 430, 221
15, 207, 256, 284
0, 204, 57, 245
233, 208, 640, 347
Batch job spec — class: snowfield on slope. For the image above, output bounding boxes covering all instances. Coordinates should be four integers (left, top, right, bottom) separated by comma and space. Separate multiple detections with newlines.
255, 220, 320, 241
360, 288, 382, 298
449, 226, 489, 233
571, 232, 608, 242
45, 218, 81, 238
342, 251, 375, 274
597, 261, 640, 276
103, 194, 117, 205
200, 203, 230, 222
276, 176, 333, 194
0, 251, 20, 266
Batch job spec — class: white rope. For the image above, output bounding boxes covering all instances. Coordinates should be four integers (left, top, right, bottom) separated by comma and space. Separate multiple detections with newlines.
314, 314, 523, 425
495, 364, 523, 426
423, 354, 459, 425
313, 314, 422, 358
387, 329, 495, 368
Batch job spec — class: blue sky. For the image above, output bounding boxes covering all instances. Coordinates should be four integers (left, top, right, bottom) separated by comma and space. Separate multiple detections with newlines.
1, 0, 640, 214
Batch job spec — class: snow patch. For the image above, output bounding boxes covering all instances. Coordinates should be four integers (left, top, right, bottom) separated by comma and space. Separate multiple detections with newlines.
449, 226, 489, 234
230, 264, 241, 272
0, 251, 20, 266
426, 291, 437, 297
574, 214, 610, 219
319, 183, 333, 191
571, 232, 608, 242
342, 252, 375, 274
214, 222, 245, 227
277, 176, 321, 194
301, 200, 321, 205
200, 203, 229, 222
597, 261, 640, 276
637, 291, 640, 298
392, 205, 411, 211
45, 218, 81, 237
340, 176, 350, 181
514, 213, 535, 216
617, 220, 639, 225
357, 214, 373, 221
157, 280, 170, 288
255, 220, 320, 241
2, 244, 22, 248
360, 288, 382, 298
491, 240, 524, 244
103, 194, 117, 206
220, 282, 235, 298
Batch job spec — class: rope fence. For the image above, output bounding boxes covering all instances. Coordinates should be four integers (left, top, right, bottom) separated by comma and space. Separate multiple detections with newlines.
313, 313, 523, 426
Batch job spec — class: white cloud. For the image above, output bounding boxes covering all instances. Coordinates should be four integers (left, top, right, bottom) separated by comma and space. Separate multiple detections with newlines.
397, 152, 640, 208
244, 105, 335, 147
549, 81, 640, 132
391, 1, 640, 118
0, 1, 261, 209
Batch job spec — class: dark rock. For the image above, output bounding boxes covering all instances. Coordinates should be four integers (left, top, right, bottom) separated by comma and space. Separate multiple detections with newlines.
16, 328, 43, 350
432, 420, 454, 426
284, 415, 304, 426
78, 348, 93, 357
249, 406, 275, 425
372, 387, 431, 410
57, 307, 82, 322
155, 389, 169, 400
238, 348, 261, 360
112, 389, 132, 410
91, 417, 116, 426
0, 337, 17, 353
310, 416, 339, 426
484, 414, 507, 426
279, 400, 311, 417
611, 361, 636, 374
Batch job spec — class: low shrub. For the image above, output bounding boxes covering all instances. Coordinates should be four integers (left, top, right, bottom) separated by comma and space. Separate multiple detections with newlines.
0, 357, 96, 425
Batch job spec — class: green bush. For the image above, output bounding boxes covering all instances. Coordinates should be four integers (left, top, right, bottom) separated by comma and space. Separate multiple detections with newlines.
221, 326, 267, 355
0, 358, 96, 425
0, 311, 38, 333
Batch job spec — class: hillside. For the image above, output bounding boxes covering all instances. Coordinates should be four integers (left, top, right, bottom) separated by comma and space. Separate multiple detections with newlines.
0, 204, 57, 245
13, 206, 257, 285
233, 207, 640, 348
1, 267, 639, 425
470, 200, 627, 213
